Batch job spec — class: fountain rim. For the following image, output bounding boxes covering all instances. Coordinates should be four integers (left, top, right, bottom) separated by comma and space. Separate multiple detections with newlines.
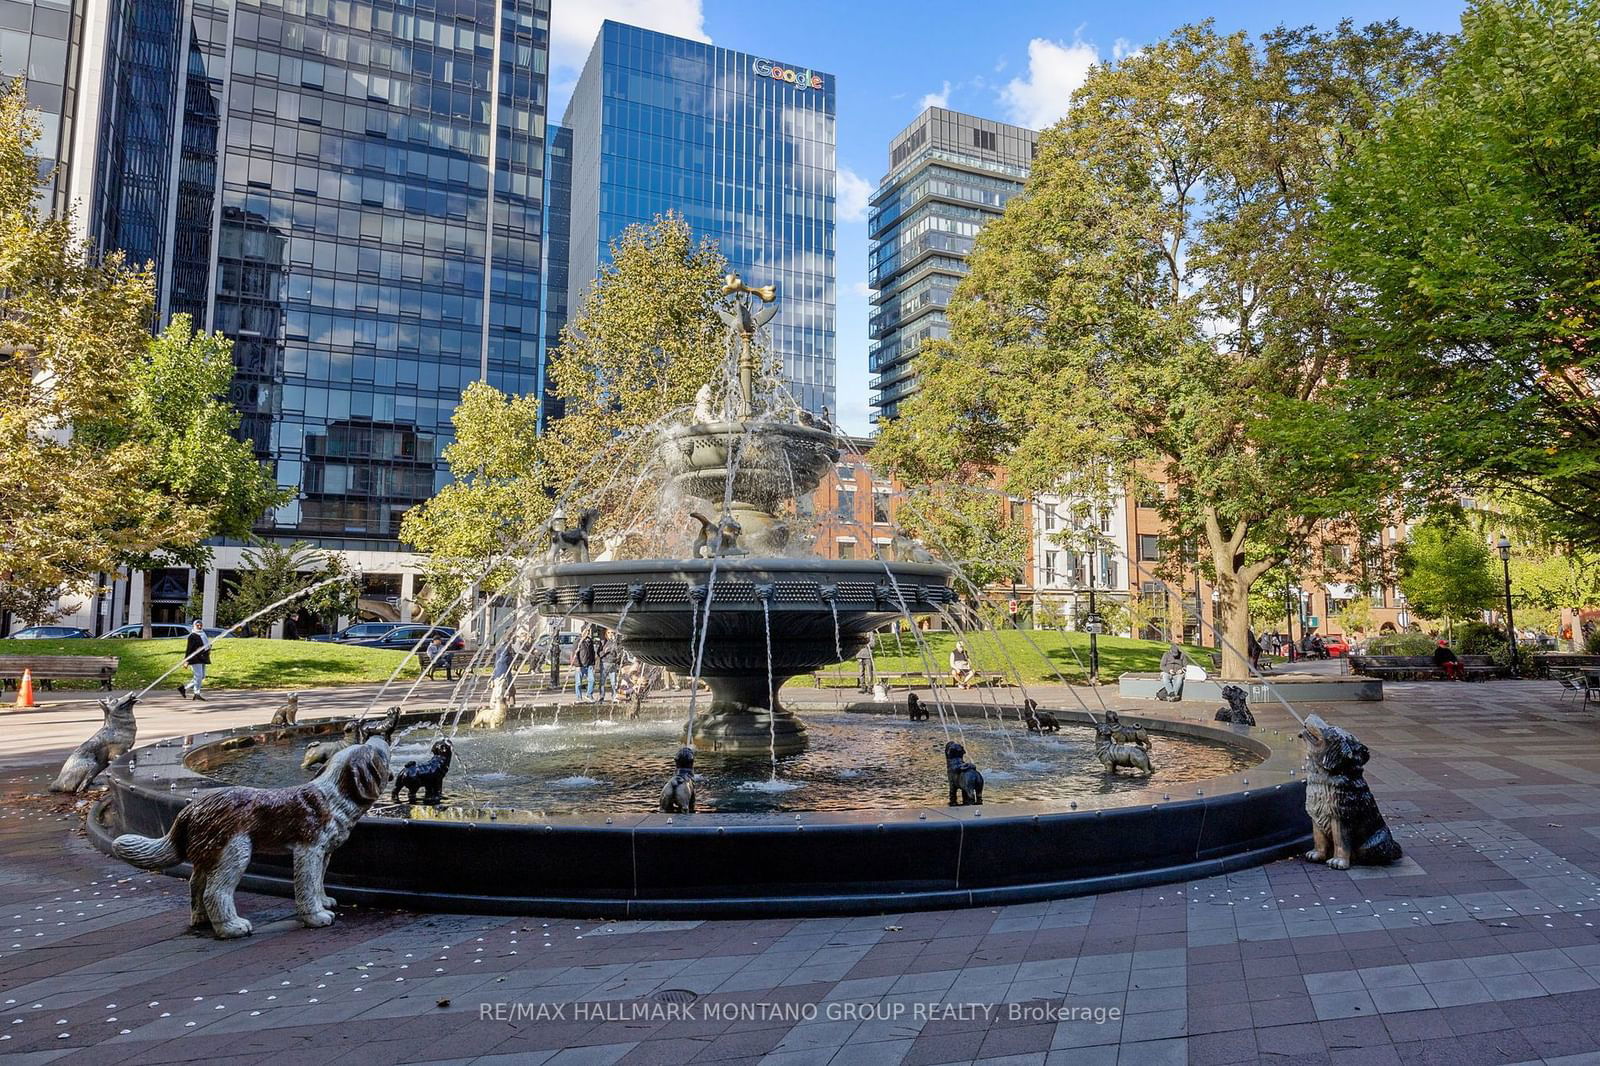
528, 558, 954, 580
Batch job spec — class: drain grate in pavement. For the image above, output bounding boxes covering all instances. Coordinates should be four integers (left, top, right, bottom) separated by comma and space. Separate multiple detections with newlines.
653, 989, 700, 1004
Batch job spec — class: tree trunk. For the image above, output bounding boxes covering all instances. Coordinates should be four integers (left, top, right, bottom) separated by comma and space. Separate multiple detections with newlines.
1202, 506, 1275, 680
140, 570, 153, 638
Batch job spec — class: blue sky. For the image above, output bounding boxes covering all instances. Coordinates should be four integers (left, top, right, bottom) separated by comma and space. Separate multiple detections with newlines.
548, 0, 1471, 434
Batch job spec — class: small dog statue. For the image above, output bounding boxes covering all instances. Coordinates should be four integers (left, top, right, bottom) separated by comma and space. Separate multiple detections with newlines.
1213, 684, 1256, 726
689, 511, 745, 558
476, 673, 515, 730
1104, 709, 1152, 750
1021, 697, 1060, 734
303, 707, 399, 772
1094, 720, 1153, 774
113, 730, 392, 939
944, 740, 984, 806
270, 693, 299, 728
872, 681, 889, 704
908, 692, 930, 721
1300, 714, 1402, 869
50, 694, 139, 793
547, 507, 598, 564
693, 382, 718, 423
659, 746, 699, 813
392, 738, 452, 805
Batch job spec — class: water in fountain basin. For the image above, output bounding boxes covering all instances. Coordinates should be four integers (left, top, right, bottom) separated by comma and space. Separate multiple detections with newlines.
762, 597, 777, 780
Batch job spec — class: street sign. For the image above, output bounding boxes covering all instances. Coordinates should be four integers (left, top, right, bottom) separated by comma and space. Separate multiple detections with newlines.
1008, 599, 1019, 615
1084, 611, 1106, 635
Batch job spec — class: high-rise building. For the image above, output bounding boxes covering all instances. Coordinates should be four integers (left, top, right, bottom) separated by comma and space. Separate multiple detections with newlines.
561, 21, 836, 415
868, 107, 1034, 422
538, 122, 569, 430
2, 0, 95, 215
89, 0, 551, 550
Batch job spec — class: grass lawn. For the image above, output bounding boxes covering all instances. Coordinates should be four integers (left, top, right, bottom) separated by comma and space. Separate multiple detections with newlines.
796, 629, 1214, 687
0, 637, 420, 691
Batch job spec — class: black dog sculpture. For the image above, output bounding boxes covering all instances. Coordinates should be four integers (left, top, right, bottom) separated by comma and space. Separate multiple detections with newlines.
908, 692, 930, 721
548, 507, 598, 563
1022, 697, 1060, 734
1300, 714, 1402, 869
944, 740, 984, 806
1213, 684, 1256, 726
391, 738, 453, 804
659, 745, 699, 813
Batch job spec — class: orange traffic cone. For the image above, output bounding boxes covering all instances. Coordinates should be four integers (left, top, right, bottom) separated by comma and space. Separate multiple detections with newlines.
15, 668, 36, 709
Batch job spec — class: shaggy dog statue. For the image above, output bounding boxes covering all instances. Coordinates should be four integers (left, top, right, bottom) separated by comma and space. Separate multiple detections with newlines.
1213, 684, 1256, 726
1104, 709, 1152, 750
392, 738, 452, 804
113, 730, 392, 939
944, 740, 984, 806
907, 692, 930, 721
1022, 697, 1060, 734
51, 694, 138, 793
1300, 714, 1402, 869
302, 707, 399, 772
547, 507, 598, 563
659, 746, 699, 813
1094, 720, 1153, 774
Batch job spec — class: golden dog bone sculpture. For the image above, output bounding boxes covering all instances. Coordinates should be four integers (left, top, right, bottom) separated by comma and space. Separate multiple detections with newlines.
113, 730, 392, 938
1299, 714, 1402, 869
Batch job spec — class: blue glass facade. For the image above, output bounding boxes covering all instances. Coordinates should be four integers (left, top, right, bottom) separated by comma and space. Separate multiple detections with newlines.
563, 21, 836, 415
0, 0, 84, 214
91, 0, 550, 548
869, 108, 1033, 422
538, 121, 568, 430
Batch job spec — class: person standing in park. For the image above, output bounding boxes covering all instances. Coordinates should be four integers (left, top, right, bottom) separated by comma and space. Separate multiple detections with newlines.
572, 626, 597, 702
176, 621, 211, 701
546, 622, 562, 689
857, 641, 875, 693
598, 629, 620, 702
1158, 641, 1186, 702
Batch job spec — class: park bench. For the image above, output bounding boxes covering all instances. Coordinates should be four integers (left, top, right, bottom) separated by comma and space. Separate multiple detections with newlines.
1349, 653, 1503, 681
0, 655, 119, 691
812, 669, 929, 689
1532, 653, 1600, 679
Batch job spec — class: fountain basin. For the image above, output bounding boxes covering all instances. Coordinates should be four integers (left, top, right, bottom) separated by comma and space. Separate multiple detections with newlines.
91, 707, 1311, 918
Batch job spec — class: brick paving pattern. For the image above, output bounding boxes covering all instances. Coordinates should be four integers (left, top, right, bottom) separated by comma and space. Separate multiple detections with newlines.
3, 678, 1600, 1064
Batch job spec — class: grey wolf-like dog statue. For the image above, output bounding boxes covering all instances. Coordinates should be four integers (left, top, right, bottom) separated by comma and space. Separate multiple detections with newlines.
270, 692, 299, 728
1094, 720, 1153, 774
659, 746, 699, 813
908, 692, 930, 721
689, 511, 745, 558
1300, 714, 1402, 870
302, 707, 399, 772
112, 730, 393, 938
1022, 697, 1060, 734
50, 694, 138, 793
547, 507, 598, 564
944, 740, 984, 806
1104, 709, 1152, 750
1213, 684, 1256, 726
392, 738, 452, 804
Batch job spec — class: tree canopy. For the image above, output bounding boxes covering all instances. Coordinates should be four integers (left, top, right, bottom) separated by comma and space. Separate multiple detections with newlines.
874, 20, 1444, 676
1397, 514, 1500, 628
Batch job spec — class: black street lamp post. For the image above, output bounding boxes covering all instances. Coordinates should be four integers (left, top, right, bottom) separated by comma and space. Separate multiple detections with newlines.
1497, 535, 1518, 677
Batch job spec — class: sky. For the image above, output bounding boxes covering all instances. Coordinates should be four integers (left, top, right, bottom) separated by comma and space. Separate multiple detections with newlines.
547, 0, 1470, 435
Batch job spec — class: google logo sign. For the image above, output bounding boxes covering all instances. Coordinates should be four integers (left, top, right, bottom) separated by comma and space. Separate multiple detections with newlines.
752, 58, 825, 91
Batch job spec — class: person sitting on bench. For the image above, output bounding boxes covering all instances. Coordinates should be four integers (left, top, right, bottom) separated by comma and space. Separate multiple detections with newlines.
949, 641, 975, 689
1432, 641, 1463, 680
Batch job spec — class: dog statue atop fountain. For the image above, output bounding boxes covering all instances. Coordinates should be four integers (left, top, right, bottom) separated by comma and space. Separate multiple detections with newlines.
689, 511, 745, 558
392, 738, 452, 805
659, 746, 699, 813
1022, 697, 1060, 734
1213, 684, 1256, 726
271, 692, 300, 728
1094, 720, 1153, 774
693, 382, 719, 423
944, 740, 984, 806
547, 507, 598, 564
50, 694, 138, 793
908, 692, 930, 721
1300, 714, 1402, 870
302, 707, 399, 772
113, 726, 393, 939
1104, 709, 1152, 750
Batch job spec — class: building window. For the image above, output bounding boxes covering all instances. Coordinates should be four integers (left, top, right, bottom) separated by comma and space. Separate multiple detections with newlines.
1009, 499, 1023, 523
872, 491, 890, 525
1369, 586, 1386, 608
972, 128, 996, 151
1043, 551, 1057, 584
1043, 506, 1056, 531
1137, 486, 1162, 509
1138, 535, 1161, 562
838, 540, 856, 561
1323, 543, 1353, 569
1099, 509, 1112, 533
836, 488, 855, 520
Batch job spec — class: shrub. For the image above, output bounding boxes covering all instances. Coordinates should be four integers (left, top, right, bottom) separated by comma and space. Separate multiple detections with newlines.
1455, 620, 1507, 657
1586, 627, 1600, 655
1365, 632, 1436, 655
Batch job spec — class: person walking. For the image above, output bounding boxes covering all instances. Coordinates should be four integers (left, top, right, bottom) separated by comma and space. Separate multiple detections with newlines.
546, 623, 562, 689
856, 641, 875, 693
572, 626, 596, 702
1158, 641, 1186, 702
176, 621, 212, 702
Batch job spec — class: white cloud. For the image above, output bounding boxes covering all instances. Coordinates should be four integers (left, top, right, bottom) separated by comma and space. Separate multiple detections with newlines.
999, 37, 1101, 130
837, 166, 872, 223
852, 281, 872, 298
920, 81, 953, 110
549, 0, 709, 76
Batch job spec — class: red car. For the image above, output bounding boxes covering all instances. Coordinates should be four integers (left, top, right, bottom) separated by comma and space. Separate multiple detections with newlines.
1320, 634, 1351, 657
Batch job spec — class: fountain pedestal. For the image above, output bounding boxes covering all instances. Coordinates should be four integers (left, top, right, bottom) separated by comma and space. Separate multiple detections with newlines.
695, 674, 808, 756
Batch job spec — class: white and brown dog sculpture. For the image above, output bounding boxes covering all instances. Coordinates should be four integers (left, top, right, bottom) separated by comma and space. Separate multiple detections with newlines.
51, 694, 138, 793
112, 730, 392, 939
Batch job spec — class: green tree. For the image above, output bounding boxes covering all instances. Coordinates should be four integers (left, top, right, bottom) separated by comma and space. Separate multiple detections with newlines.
875, 20, 1443, 677
1397, 515, 1499, 631
216, 540, 361, 634
893, 486, 1030, 605
1324, 0, 1600, 544
401, 213, 736, 604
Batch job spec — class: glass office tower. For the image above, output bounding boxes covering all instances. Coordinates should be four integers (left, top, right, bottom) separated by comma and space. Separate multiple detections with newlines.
538, 121, 568, 430
90, 0, 550, 548
868, 107, 1034, 422
562, 21, 836, 415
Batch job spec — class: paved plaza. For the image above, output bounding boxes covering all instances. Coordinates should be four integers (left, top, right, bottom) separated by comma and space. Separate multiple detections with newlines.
5, 678, 1600, 1065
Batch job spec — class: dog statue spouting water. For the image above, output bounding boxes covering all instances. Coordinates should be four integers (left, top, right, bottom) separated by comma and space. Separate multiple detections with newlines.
1094, 720, 1153, 774
302, 707, 399, 772
659, 746, 699, 813
1022, 698, 1059, 734
392, 738, 452, 804
907, 692, 930, 721
944, 741, 984, 806
1300, 714, 1402, 869
1213, 684, 1255, 726
1104, 709, 1151, 750
51, 694, 138, 793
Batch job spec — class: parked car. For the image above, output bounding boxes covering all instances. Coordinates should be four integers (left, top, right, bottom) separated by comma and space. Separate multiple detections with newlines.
308, 622, 403, 644
1320, 634, 1351, 657
342, 624, 466, 652
9, 625, 91, 639
104, 623, 227, 640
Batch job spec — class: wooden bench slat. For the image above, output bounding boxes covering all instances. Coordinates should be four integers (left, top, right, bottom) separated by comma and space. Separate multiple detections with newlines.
0, 655, 120, 691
